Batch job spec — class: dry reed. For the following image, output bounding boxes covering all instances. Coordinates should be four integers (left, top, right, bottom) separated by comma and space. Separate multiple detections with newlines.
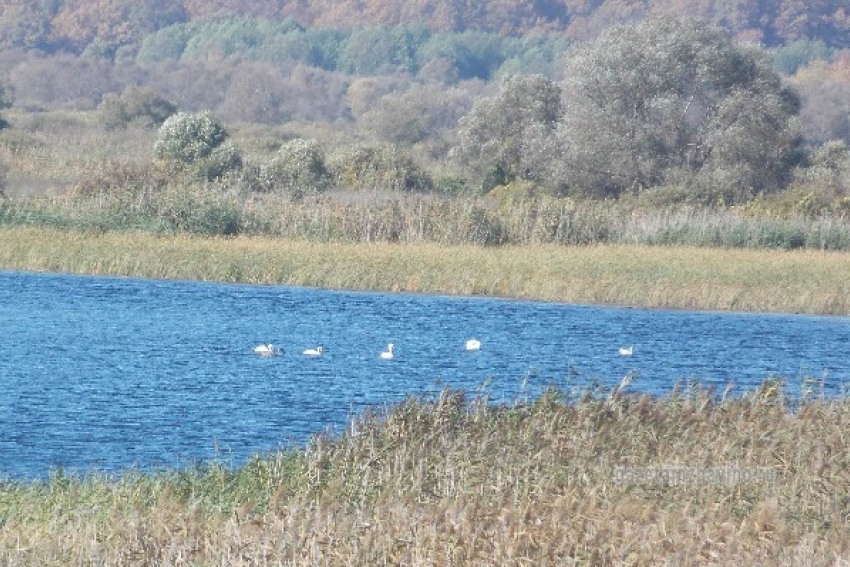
1, 226, 849, 315
1, 384, 848, 565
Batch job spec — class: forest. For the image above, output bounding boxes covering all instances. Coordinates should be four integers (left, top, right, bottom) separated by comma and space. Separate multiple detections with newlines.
1, 0, 849, 50
0, 0, 849, 236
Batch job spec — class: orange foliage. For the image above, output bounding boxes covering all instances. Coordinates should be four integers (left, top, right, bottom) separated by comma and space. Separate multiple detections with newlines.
793, 50, 850, 82
181, 0, 284, 19
49, 0, 185, 50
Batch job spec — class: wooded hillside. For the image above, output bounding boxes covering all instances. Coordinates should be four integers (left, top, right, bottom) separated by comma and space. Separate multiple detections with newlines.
0, 0, 848, 55
0, 2, 848, 215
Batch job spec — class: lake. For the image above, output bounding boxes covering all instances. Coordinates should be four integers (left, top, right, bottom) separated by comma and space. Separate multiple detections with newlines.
1, 270, 848, 480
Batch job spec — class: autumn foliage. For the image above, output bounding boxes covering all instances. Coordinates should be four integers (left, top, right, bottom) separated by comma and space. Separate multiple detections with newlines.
0, 0, 848, 54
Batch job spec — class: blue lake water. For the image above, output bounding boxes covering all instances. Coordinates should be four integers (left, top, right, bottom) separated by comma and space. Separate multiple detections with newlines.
1, 269, 848, 480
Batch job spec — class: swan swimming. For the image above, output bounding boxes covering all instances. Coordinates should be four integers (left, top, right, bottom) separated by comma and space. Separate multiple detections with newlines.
465, 338, 481, 351
303, 345, 324, 357
254, 344, 281, 357
618, 346, 634, 356
380, 343, 395, 360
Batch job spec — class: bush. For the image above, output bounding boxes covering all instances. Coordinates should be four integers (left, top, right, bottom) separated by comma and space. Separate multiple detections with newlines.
486, 180, 542, 204
154, 111, 242, 181
332, 145, 432, 192
433, 176, 468, 196
99, 86, 177, 129
256, 138, 332, 198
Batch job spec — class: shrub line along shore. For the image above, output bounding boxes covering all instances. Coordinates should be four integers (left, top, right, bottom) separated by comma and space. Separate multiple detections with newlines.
1, 226, 849, 316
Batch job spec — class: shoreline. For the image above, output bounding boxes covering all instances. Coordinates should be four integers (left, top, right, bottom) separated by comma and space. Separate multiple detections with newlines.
2, 226, 849, 316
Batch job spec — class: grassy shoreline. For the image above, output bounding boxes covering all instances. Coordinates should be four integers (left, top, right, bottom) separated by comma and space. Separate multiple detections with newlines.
1, 385, 848, 565
2, 226, 849, 315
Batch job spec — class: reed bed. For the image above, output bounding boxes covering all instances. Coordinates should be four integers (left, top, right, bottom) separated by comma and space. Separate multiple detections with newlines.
1, 383, 848, 565
2, 226, 849, 315
3, 189, 850, 250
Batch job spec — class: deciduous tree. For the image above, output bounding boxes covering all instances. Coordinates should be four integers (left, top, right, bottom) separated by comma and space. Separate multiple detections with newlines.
453, 75, 562, 188
50, 0, 186, 54
558, 16, 802, 202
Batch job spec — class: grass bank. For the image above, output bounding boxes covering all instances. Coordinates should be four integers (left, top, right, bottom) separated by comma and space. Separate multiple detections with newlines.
1, 384, 848, 565
2, 226, 849, 315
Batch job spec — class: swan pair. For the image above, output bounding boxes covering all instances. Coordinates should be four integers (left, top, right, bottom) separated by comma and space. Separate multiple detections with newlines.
253, 344, 282, 357
307, 344, 394, 358
254, 343, 324, 357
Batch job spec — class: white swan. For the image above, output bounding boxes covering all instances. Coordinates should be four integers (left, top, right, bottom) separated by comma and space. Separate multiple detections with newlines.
465, 338, 481, 351
254, 344, 281, 357
380, 343, 395, 360
303, 345, 324, 357
618, 346, 634, 356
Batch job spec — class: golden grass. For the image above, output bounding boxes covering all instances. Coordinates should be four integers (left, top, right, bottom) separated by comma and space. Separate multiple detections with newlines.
1, 385, 849, 565
0, 111, 156, 196
1, 226, 849, 315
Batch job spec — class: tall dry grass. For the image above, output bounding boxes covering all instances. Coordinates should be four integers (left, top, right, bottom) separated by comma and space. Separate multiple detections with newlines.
0, 110, 156, 195
1, 226, 849, 315
1, 383, 848, 565
4, 188, 850, 250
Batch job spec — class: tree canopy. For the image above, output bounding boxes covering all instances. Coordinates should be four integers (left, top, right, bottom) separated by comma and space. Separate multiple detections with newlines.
554, 17, 802, 201
453, 75, 562, 187
0, 0, 848, 56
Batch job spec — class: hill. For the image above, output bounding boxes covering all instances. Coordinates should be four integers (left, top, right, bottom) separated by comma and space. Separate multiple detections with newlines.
0, 0, 848, 56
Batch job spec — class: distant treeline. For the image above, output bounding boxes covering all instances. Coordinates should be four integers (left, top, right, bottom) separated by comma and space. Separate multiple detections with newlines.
0, 0, 848, 57
135, 19, 572, 81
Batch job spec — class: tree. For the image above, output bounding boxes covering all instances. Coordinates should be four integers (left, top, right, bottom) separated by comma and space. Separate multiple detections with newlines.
337, 25, 429, 75
772, 39, 833, 75
452, 75, 562, 189
9, 53, 115, 109
795, 79, 850, 145
218, 61, 287, 124
49, 0, 187, 55
557, 16, 802, 202
154, 111, 242, 181
416, 31, 508, 80
0, 2, 56, 51
359, 84, 473, 146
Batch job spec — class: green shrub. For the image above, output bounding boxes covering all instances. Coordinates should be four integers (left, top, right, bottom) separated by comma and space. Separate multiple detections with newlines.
99, 86, 177, 129
154, 111, 242, 181
331, 144, 432, 192
433, 176, 468, 196
256, 138, 332, 198
486, 180, 542, 204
